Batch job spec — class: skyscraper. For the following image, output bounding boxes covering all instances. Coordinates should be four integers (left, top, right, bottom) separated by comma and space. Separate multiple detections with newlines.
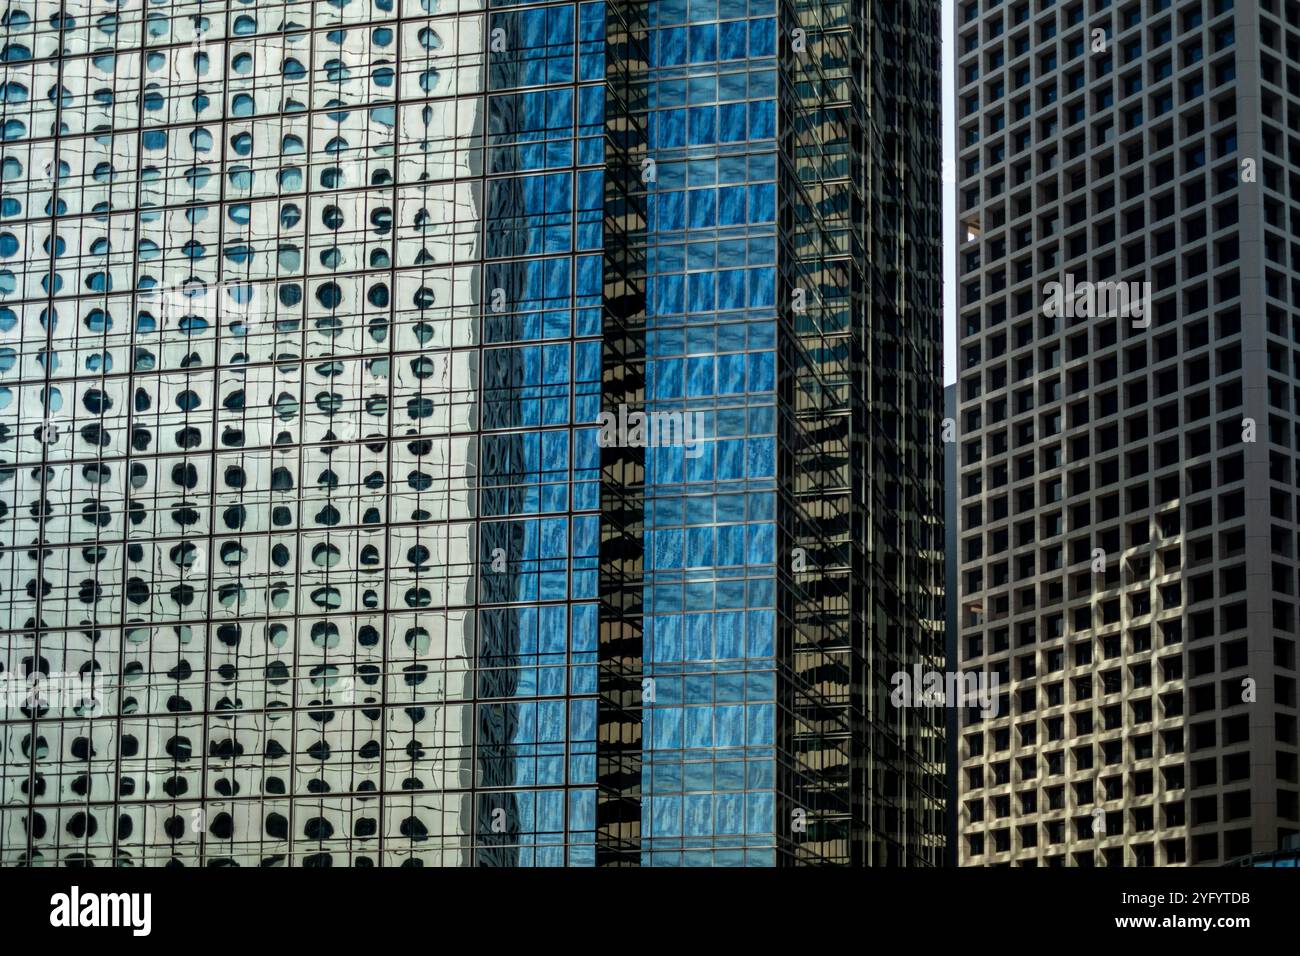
955, 0, 1299, 866
0, 0, 943, 866
945, 381, 959, 864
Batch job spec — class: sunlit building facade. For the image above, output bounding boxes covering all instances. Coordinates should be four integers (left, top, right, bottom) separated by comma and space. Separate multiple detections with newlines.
0, 0, 942, 866
955, 0, 1300, 867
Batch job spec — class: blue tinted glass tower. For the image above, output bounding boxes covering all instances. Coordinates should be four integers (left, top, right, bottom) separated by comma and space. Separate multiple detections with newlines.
0, 0, 942, 866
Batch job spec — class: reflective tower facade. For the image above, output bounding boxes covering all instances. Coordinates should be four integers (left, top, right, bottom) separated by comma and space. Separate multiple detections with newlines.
0, 0, 942, 866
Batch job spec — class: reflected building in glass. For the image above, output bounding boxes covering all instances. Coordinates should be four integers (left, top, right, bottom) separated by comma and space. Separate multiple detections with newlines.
0, 0, 943, 866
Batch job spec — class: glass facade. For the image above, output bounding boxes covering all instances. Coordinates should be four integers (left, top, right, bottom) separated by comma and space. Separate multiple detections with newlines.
635, 0, 780, 867
0, 0, 942, 866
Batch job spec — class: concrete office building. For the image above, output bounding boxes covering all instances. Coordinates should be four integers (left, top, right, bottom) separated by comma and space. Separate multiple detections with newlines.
955, 0, 1299, 865
945, 381, 959, 865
